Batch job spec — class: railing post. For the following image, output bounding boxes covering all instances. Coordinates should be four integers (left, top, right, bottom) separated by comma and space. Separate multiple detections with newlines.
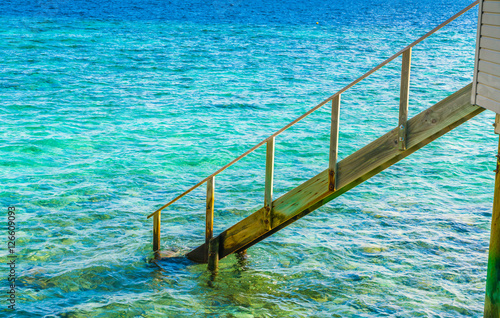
207, 237, 219, 272
399, 47, 412, 151
206, 177, 215, 250
264, 137, 275, 231
153, 211, 161, 253
485, 116, 500, 318
329, 94, 341, 191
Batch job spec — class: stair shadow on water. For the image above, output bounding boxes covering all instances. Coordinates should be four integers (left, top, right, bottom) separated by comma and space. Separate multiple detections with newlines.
150, 251, 196, 272
150, 252, 221, 287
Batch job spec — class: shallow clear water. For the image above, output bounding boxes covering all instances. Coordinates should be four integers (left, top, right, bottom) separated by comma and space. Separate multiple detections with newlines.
0, 0, 496, 317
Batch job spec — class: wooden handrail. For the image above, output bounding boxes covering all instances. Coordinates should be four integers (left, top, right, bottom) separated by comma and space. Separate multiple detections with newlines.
147, 0, 478, 219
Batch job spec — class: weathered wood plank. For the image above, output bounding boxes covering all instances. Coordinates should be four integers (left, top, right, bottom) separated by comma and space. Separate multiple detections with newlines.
329, 95, 341, 191
153, 211, 161, 252
485, 136, 500, 318
206, 177, 215, 245
264, 137, 275, 231
399, 48, 412, 151
187, 84, 483, 263
483, 13, 500, 26
207, 237, 219, 272
188, 208, 268, 262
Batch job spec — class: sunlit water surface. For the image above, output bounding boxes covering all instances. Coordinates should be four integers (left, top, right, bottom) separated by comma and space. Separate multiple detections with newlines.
0, 0, 496, 317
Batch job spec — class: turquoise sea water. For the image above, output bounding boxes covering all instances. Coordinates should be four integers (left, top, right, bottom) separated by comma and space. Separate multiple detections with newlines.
0, 0, 497, 316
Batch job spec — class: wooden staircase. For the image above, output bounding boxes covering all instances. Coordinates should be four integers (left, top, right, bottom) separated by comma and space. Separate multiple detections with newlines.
147, 1, 481, 267
185, 84, 483, 263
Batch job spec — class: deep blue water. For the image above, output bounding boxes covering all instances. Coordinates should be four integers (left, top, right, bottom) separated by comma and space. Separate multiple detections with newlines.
0, 0, 496, 317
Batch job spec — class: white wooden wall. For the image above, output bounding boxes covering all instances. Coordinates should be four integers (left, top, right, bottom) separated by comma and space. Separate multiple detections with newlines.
473, 0, 500, 113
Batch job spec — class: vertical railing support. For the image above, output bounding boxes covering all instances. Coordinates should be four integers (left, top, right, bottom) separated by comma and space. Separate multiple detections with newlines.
485, 115, 500, 318
153, 211, 161, 254
495, 115, 500, 135
207, 237, 220, 272
236, 249, 248, 266
398, 47, 412, 151
264, 137, 275, 230
329, 94, 341, 191
206, 176, 215, 260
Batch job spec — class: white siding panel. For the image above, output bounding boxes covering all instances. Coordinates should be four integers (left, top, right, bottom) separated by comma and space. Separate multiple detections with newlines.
482, 13, 500, 26
481, 36, 500, 51
478, 60, 500, 75
483, 1, 500, 13
478, 72, 500, 91
473, 1, 500, 113
477, 83, 500, 101
479, 48, 500, 64
481, 25, 500, 39
477, 95, 500, 113
472, 0, 484, 105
